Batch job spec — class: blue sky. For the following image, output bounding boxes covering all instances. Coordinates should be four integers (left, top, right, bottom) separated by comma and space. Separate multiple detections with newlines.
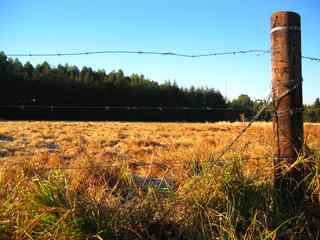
1, 0, 319, 103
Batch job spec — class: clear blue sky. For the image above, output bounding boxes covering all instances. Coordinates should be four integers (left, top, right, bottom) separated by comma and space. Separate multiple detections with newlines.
1, 0, 319, 103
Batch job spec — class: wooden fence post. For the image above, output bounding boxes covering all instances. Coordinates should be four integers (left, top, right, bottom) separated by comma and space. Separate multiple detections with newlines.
271, 11, 304, 209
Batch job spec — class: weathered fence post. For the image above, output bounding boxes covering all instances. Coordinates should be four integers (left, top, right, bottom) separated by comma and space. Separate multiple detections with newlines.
271, 11, 304, 210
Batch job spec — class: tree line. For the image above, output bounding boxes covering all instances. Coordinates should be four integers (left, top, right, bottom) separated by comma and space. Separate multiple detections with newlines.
304, 98, 320, 122
0, 52, 319, 121
228, 94, 320, 122
0, 52, 226, 107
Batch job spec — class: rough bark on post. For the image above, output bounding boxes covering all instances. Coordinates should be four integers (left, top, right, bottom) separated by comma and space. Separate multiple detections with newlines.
271, 11, 304, 208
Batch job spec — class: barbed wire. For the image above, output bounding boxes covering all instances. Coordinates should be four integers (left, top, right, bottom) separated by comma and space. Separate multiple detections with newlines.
302, 56, 320, 62
5, 49, 320, 62
3, 104, 319, 116
5, 49, 269, 58
0, 104, 266, 112
215, 92, 273, 161
1, 104, 318, 121
215, 82, 307, 162
3, 105, 320, 112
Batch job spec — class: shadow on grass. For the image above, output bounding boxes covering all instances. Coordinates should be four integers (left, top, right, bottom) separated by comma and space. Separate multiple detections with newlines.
0, 134, 14, 142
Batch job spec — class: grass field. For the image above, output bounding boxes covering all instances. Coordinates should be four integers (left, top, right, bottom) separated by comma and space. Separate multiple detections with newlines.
1, 121, 320, 239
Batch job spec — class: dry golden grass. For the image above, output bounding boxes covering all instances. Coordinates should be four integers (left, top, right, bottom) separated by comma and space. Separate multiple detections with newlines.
1, 121, 320, 239
1, 121, 320, 183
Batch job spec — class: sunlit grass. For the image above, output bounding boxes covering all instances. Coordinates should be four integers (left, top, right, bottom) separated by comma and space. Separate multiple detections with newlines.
0, 121, 319, 239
